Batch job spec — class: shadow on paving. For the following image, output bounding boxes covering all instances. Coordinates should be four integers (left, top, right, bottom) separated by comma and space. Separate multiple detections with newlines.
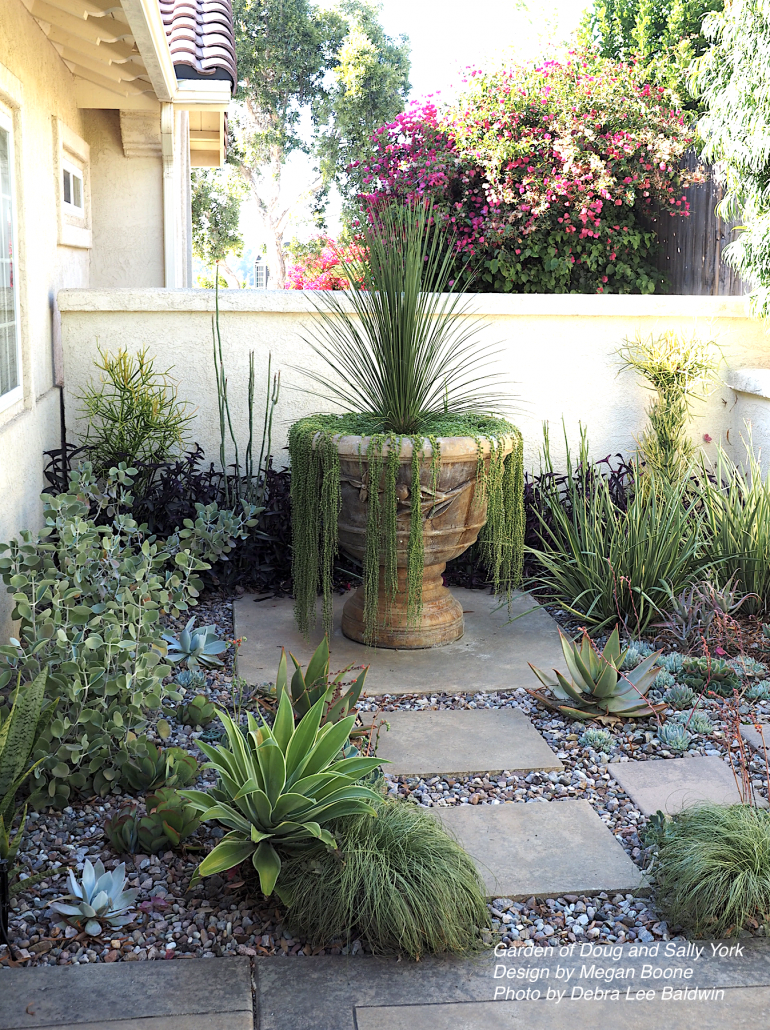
255, 938, 770, 1030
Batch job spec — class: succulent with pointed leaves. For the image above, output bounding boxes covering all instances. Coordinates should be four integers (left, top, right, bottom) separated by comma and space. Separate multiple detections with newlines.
658, 722, 692, 753
181, 692, 383, 898
104, 789, 201, 855
49, 859, 138, 937
664, 684, 697, 710
528, 627, 664, 721
258, 637, 368, 731
162, 618, 228, 670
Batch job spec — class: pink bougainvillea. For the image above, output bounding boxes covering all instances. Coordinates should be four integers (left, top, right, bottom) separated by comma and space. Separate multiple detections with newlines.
349, 54, 694, 294
284, 238, 365, 290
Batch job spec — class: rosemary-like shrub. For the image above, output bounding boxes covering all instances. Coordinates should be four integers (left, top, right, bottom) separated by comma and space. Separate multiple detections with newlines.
289, 413, 524, 641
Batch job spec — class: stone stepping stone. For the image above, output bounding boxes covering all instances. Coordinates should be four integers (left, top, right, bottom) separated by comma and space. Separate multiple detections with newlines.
741, 722, 770, 757
354, 989, 770, 1030
0, 955, 253, 1030
374, 708, 563, 776
431, 799, 643, 899
234, 587, 564, 696
609, 755, 768, 817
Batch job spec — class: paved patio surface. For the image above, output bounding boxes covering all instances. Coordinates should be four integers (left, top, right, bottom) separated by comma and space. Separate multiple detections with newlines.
234, 588, 563, 696
255, 939, 770, 1030
432, 799, 644, 898
0, 957, 253, 1030
609, 755, 767, 816
375, 708, 563, 776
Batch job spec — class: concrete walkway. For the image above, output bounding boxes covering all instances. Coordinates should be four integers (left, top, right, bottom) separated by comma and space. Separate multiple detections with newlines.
4, 942, 769, 1030
0, 958, 253, 1030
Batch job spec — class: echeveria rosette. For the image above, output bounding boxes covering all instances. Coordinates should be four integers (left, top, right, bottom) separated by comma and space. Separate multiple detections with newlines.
181, 693, 383, 898
49, 859, 138, 937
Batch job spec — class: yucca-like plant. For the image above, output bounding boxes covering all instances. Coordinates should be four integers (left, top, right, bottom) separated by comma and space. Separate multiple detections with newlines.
295, 202, 508, 434
530, 425, 707, 632
181, 693, 383, 897
529, 626, 664, 720
49, 859, 138, 937
163, 618, 228, 670
699, 435, 770, 612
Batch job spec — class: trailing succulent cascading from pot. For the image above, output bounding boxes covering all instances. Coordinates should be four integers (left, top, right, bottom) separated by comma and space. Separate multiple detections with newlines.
288, 201, 524, 644
289, 414, 524, 643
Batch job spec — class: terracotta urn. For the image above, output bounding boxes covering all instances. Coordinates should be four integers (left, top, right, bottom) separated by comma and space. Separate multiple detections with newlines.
336, 434, 516, 648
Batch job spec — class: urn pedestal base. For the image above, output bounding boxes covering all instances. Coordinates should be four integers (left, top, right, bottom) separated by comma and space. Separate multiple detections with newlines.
341, 563, 464, 648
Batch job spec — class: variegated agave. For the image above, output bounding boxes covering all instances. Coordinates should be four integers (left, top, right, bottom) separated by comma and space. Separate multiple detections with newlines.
49, 859, 138, 936
528, 626, 664, 720
181, 692, 383, 898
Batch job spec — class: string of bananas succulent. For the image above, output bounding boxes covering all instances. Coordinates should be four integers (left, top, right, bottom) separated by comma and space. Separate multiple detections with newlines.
528, 626, 664, 721
181, 692, 383, 897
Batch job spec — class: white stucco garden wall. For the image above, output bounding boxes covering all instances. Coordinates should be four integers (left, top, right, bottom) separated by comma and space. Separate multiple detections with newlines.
58, 290, 770, 479
0, 0, 94, 637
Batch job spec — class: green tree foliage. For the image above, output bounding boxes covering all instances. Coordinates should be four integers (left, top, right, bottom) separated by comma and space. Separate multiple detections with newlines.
691, 0, 770, 317
231, 0, 409, 284
580, 0, 723, 110
191, 168, 246, 283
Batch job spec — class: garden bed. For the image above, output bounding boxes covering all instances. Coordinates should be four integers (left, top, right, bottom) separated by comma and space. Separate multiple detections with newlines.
3, 592, 769, 968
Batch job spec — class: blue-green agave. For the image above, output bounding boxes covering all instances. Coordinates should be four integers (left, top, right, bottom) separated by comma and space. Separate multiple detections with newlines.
181, 692, 383, 897
162, 618, 228, 670
529, 627, 663, 720
49, 859, 138, 936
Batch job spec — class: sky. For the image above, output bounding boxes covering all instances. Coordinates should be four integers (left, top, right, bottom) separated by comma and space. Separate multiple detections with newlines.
229, 0, 593, 281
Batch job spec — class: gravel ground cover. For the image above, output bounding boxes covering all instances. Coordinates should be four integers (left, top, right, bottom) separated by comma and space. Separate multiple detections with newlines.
3, 592, 770, 967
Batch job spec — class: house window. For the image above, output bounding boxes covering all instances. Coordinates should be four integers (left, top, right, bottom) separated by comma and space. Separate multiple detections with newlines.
62, 160, 83, 213
0, 111, 20, 409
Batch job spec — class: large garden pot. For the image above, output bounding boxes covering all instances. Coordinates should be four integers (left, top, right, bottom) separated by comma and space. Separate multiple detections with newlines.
336, 434, 516, 648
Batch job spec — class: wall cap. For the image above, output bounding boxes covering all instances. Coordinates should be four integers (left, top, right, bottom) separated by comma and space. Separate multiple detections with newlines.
57, 289, 755, 318
725, 368, 770, 400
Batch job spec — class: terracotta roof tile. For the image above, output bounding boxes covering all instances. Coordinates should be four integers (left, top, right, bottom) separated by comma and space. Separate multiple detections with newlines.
159, 0, 237, 86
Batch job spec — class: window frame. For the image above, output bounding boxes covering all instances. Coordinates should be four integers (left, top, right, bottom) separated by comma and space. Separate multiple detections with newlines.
61, 157, 84, 215
54, 119, 91, 250
0, 106, 22, 415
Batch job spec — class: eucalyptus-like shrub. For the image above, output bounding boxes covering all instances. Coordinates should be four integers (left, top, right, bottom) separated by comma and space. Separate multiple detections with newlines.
353, 55, 693, 294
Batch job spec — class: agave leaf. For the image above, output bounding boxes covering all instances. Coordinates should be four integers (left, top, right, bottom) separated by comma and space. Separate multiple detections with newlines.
528, 662, 558, 690
253, 840, 281, 896
284, 696, 326, 782
81, 860, 96, 899
271, 690, 294, 755
300, 715, 357, 779
85, 919, 102, 936
303, 638, 330, 690
197, 836, 254, 878
553, 671, 586, 705
49, 902, 85, 917
275, 648, 288, 697
255, 740, 286, 807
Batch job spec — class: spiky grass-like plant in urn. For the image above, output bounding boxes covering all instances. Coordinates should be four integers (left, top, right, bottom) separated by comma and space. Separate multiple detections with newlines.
289, 202, 524, 648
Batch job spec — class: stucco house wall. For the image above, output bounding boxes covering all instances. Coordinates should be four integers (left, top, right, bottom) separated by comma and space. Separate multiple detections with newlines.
0, 0, 94, 637
84, 110, 165, 288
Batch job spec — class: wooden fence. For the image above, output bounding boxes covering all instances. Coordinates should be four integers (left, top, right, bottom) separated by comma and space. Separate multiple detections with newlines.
644, 151, 747, 296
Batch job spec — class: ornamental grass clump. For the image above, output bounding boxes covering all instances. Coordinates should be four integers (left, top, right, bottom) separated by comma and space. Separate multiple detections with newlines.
289, 202, 524, 640
279, 799, 489, 959
656, 804, 770, 937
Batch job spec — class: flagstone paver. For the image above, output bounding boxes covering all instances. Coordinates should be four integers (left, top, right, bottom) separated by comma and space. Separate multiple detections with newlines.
431, 799, 644, 898
374, 708, 563, 776
353, 990, 770, 1030
0, 957, 253, 1030
255, 940, 770, 1029
609, 755, 767, 817
741, 721, 770, 756
234, 588, 564, 696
